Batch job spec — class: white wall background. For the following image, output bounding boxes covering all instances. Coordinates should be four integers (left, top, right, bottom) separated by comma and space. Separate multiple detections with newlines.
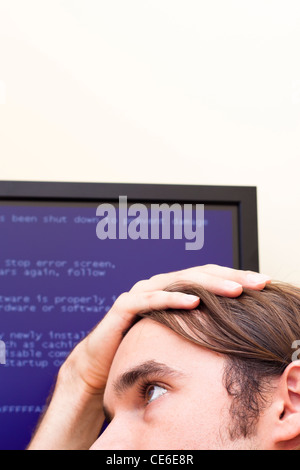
0, 0, 299, 284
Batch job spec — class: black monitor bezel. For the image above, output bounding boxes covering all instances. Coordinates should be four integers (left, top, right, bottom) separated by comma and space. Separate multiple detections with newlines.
0, 180, 259, 271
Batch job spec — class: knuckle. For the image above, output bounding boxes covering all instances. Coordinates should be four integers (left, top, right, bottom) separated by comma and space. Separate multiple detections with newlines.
149, 273, 161, 282
203, 263, 216, 270
244, 270, 254, 276
130, 279, 148, 292
171, 270, 189, 284
142, 290, 154, 303
113, 291, 130, 307
142, 291, 159, 310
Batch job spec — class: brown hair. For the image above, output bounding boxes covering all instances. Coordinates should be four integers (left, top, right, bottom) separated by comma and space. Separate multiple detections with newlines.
138, 281, 300, 440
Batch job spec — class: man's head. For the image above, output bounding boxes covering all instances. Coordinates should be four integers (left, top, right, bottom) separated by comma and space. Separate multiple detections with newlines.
91, 282, 300, 450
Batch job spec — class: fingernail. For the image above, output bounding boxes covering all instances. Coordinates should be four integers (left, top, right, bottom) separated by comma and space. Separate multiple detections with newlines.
224, 280, 243, 290
247, 273, 272, 284
183, 294, 199, 304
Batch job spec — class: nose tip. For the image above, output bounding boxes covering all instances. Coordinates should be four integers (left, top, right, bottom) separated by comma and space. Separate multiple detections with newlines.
90, 423, 138, 450
90, 436, 136, 451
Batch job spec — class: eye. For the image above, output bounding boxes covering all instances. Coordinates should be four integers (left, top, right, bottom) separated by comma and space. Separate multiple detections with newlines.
145, 384, 167, 404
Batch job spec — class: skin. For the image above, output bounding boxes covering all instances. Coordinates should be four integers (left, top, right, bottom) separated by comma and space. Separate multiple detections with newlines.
27, 265, 272, 450
91, 318, 263, 450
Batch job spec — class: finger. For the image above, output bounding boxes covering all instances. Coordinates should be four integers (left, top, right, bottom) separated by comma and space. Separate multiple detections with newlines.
167, 272, 244, 297
196, 264, 272, 289
130, 265, 271, 296
131, 271, 243, 297
86, 291, 200, 357
111, 290, 200, 319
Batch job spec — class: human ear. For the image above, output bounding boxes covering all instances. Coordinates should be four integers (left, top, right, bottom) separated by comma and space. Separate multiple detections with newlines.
272, 361, 300, 450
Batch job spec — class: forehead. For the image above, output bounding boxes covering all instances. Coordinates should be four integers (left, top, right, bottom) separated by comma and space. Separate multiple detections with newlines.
106, 318, 224, 388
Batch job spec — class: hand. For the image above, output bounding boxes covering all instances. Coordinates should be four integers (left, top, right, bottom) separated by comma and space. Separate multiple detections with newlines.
130, 264, 271, 296
28, 264, 271, 449
62, 264, 271, 395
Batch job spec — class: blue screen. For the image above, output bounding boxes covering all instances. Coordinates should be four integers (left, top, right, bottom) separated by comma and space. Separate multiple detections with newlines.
0, 201, 237, 449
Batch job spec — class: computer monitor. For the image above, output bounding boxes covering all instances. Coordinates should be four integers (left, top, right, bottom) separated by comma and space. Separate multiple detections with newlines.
0, 181, 259, 450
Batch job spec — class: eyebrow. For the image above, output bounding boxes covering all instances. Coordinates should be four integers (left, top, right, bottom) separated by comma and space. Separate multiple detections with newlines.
114, 360, 185, 395
102, 360, 186, 424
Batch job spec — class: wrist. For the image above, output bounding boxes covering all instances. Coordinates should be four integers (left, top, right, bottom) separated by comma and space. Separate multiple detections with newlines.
56, 359, 104, 411
28, 357, 104, 450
